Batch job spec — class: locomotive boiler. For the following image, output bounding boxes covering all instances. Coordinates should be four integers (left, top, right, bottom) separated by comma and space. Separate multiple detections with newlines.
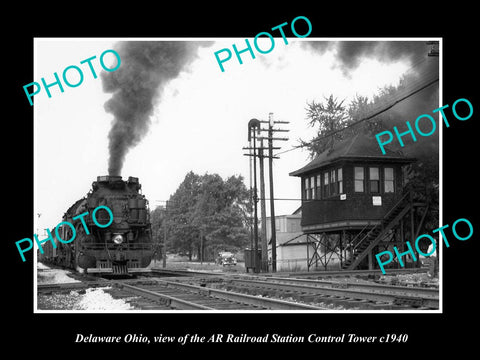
42, 175, 154, 275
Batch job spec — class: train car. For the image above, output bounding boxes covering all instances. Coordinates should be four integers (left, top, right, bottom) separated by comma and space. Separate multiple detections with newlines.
41, 175, 154, 275
37, 228, 58, 265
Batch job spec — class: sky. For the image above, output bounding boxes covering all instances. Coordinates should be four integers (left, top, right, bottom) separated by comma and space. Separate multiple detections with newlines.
34, 37, 426, 236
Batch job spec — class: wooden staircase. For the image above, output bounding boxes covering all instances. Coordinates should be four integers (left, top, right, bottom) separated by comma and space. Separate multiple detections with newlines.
342, 191, 413, 270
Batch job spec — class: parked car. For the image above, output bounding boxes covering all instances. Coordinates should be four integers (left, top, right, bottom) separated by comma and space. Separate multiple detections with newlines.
216, 251, 237, 266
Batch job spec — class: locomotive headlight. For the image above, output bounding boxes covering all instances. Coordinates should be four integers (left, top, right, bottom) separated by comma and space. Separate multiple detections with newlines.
112, 234, 124, 245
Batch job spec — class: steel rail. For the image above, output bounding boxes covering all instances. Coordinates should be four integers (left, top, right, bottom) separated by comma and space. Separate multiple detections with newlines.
150, 268, 221, 277
37, 281, 108, 292
226, 278, 439, 309
156, 280, 326, 310
276, 267, 429, 278
118, 282, 214, 310
150, 265, 429, 279
260, 275, 438, 298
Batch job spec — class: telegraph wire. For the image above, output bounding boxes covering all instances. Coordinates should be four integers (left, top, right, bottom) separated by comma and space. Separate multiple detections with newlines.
275, 75, 439, 156
275, 42, 440, 156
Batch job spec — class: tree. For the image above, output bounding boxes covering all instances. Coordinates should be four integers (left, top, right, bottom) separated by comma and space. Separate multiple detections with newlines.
300, 95, 348, 158
346, 73, 440, 197
192, 174, 250, 261
150, 205, 166, 261
168, 171, 202, 259
347, 94, 381, 135
302, 73, 439, 235
151, 171, 250, 262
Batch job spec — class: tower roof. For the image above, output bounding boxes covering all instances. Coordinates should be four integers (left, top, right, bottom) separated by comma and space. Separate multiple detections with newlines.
290, 133, 415, 177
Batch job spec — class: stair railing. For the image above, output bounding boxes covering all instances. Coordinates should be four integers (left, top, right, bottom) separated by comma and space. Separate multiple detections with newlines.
351, 189, 411, 256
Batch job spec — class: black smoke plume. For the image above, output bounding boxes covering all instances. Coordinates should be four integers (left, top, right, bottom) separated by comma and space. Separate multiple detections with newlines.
304, 40, 440, 179
101, 41, 207, 176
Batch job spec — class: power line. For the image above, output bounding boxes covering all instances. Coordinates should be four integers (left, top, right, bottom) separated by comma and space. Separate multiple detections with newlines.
275, 75, 439, 156
275, 42, 439, 156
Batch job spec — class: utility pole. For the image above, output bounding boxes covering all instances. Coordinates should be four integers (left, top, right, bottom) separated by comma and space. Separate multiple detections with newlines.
200, 228, 204, 264
263, 113, 289, 272
163, 200, 168, 268
244, 130, 275, 272
247, 119, 261, 273
268, 117, 277, 272
243, 113, 288, 273
259, 138, 268, 272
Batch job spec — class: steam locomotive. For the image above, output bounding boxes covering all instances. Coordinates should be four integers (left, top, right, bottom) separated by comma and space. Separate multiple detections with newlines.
39, 175, 154, 275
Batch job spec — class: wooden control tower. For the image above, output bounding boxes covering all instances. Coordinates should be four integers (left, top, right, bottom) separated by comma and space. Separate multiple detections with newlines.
290, 133, 429, 271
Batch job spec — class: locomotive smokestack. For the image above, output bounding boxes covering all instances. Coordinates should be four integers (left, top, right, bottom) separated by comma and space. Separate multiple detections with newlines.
101, 41, 208, 176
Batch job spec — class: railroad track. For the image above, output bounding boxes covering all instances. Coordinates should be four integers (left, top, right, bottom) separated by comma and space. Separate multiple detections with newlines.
149, 267, 429, 279
110, 280, 326, 310
37, 279, 327, 310
263, 275, 438, 297
37, 267, 438, 310
148, 268, 225, 279
146, 268, 439, 309
219, 276, 439, 310
269, 267, 430, 279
